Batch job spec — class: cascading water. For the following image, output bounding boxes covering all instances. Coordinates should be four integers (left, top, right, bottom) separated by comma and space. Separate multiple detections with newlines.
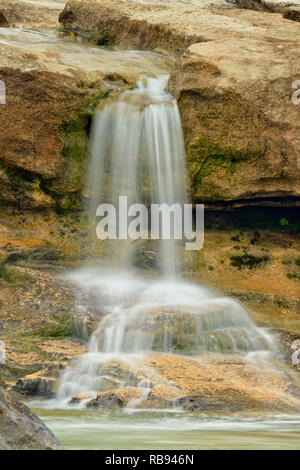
86, 75, 188, 276
57, 75, 276, 403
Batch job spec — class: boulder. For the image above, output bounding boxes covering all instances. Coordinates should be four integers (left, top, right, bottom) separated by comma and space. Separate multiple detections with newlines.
0, 67, 92, 208
60, 1, 300, 207
171, 37, 300, 205
63, 352, 300, 412
86, 387, 142, 408
12, 372, 58, 398
234, 0, 300, 22
0, 387, 62, 449
0, 10, 9, 27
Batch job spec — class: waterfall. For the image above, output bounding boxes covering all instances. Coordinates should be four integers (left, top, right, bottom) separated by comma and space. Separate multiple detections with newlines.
86, 75, 188, 277
57, 75, 275, 402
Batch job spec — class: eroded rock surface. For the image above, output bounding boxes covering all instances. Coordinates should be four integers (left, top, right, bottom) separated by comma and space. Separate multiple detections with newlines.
0, 387, 63, 449
0, 0, 65, 29
59, 0, 300, 54
171, 37, 300, 203
234, 0, 300, 22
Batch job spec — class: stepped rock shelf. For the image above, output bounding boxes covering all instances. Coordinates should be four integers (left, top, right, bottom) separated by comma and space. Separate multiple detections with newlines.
0, 0, 299, 451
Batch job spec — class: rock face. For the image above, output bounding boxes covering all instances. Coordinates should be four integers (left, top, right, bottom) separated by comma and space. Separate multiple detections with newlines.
64, 353, 300, 412
12, 372, 58, 398
0, 10, 9, 27
59, 0, 300, 54
60, 0, 300, 206
0, 67, 92, 209
0, 387, 62, 450
234, 0, 300, 22
171, 37, 300, 204
0, 24, 104, 210
0, 0, 64, 29
0, 22, 171, 212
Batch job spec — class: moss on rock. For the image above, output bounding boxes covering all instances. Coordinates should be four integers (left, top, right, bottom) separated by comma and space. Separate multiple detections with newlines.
1, 265, 36, 285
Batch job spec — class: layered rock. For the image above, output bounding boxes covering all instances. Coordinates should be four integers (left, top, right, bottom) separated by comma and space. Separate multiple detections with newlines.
59, 0, 300, 54
171, 37, 300, 204
234, 0, 300, 22
0, 387, 62, 450
0, 0, 65, 29
0, 24, 170, 212
65, 353, 300, 412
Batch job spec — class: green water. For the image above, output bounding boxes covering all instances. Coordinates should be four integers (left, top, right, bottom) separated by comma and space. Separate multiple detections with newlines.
31, 403, 300, 450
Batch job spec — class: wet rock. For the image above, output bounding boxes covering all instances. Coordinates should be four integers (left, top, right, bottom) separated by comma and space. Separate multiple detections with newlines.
145, 353, 300, 412
0, 265, 36, 285
0, 10, 9, 27
0, 387, 62, 450
12, 372, 57, 398
171, 37, 300, 205
64, 352, 300, 412
6, 246, 61, 263
146, 384, 183, 407
86, 387, 142, 409
93, 302, 271, 354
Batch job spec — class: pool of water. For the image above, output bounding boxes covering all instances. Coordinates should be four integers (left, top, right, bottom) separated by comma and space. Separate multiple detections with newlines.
30, 403, 300, 450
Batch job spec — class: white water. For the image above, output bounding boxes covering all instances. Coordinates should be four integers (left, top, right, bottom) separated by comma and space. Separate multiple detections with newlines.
57, 76, 277, 403
86, 75, 188, 276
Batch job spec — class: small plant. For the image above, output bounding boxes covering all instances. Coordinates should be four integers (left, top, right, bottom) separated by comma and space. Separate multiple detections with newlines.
295, 257, 300, 267
279, 218, 289, 227
231, 234, 246, 243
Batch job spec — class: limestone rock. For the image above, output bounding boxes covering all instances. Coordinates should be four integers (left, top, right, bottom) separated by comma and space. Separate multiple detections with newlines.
65, 352, 299, 412
12, 371, 58, 398
0, 249, 7, 265
0, 0, 64, 29
171, 37, 300, 204
69, 393, 93, 404
234, 0, 300, 22
0, 387, 62, 450
60, 1, 300, 206
0, 9, 9, 27
144, 353, 300, 411
86, 387, 142, 408
6, 246, 61, 263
